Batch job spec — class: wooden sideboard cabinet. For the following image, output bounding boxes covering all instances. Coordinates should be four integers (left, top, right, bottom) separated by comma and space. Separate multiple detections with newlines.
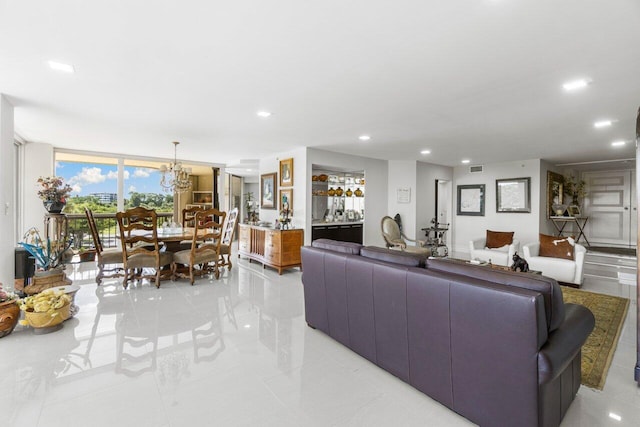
238, 224, 304, 274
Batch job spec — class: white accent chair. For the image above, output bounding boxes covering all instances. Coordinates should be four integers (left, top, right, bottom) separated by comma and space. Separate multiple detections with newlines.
522, 242, 586, 286
469, 238, 520, 267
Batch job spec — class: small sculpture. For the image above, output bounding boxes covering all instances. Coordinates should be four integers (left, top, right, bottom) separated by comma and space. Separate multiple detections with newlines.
511, 252, 529, 272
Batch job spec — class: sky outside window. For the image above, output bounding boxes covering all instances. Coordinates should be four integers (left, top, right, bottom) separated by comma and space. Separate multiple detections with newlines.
56, 161, 163, 198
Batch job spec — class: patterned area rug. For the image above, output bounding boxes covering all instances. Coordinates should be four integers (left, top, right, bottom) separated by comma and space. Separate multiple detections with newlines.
561, 286, 630, 390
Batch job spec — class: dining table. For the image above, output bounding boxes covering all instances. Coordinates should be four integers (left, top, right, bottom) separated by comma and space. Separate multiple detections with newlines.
156, 227, 194, 252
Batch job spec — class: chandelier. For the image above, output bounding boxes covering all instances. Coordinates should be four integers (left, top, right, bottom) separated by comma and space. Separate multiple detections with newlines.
159, 141, 192, 193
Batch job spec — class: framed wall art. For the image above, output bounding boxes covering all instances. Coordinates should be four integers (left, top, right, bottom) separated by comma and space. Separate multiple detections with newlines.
457, 184, 485, 216
260, 172, 277, 209
496, 177, 531, 213
279, 158, 294, 187
279, 188, 293, 215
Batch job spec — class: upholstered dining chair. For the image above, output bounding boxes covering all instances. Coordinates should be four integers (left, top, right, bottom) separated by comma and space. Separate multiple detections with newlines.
178, 205, 205, 251
85, 207, 124, 285
380, 216, 431, 256
218, 207, 238, 271
172, 208, 226, 284
116, 207, 173, 288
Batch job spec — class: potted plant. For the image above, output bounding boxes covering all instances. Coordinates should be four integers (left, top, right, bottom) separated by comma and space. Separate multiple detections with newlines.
564, 175, 587, 207
19, 227, 73, 294
0, 283, 20, 338
78, 247, 97, 262
37, 176, 73, 213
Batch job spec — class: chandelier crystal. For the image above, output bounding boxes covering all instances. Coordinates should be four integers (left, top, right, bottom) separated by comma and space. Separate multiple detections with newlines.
160, 141, 192, 193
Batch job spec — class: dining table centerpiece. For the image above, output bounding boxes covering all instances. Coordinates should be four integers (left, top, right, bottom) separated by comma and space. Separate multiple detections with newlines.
37, 176, 73, 213
0, 283, 20, 338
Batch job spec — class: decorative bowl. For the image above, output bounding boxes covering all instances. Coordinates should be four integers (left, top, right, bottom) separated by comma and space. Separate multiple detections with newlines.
0, 300, 20, 338
24, 302, 70, 329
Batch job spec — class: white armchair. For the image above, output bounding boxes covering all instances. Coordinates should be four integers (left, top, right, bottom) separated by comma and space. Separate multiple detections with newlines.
469, 238, 520, 267
522, 242, 586, 286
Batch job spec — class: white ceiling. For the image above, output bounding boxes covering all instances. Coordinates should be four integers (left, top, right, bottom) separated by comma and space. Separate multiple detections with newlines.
1, 1, 639, 170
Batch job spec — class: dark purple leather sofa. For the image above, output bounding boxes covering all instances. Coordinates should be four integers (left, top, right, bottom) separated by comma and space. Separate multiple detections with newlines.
301, 239, 595, 427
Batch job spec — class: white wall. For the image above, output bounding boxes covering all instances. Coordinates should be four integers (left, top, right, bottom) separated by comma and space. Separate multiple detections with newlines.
0, 95, 14, 288
416, 161, 454, 241
306, 148, 388, 247
22, 143, 54, 235
452, 159, 542, 255
387, 161, 417, 239
258, 146, 308, 232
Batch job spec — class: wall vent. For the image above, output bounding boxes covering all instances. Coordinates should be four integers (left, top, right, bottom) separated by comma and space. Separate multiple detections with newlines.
469, 165, 484, 173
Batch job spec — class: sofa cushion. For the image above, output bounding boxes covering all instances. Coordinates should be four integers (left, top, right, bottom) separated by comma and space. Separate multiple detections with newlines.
486, 230, 514, 249
426, 258, 565, 332
539, 234, 574, 260
311, 239, 362, 255
360, 246, 426, 267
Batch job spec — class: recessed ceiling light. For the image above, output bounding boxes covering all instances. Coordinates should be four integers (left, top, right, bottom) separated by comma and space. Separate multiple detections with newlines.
243, 324, 251, 329
420, 150, 431, 155
47, 60, 74, 73
245, 169, 252, 172
461, 159, 470, 164
256, 111, 271, 118
611, 140, 626, 147
562, 78, 591, 91
608, 412, 622, 422
359, 135, 371, 141
594, 120, 613, 128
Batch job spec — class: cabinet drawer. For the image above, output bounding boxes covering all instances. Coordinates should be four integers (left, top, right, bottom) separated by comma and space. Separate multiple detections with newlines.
265, 250, 281, 263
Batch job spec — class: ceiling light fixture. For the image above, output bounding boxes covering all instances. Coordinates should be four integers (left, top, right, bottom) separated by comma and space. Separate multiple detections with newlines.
47, 60, 75, 73
562, 78, 591, 91
461, 159, 470, 164
420, 150, 431, 155
608, 413, 622, 422
256, 111, 272, 118
611, 140, 626, 147
359, 135, 371, 141
594, 120, 613, 128
159, 141, 192, 193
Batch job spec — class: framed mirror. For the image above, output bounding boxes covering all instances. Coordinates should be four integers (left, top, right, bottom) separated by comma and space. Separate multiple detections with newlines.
546, 171, 564, 218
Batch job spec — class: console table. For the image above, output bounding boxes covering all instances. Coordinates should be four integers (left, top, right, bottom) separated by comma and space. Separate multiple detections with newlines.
549, 216, 590, 246
238, 224, 303, 274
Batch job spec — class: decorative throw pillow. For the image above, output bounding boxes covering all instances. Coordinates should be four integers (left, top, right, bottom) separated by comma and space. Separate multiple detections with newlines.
539, 233, 574, 260
486, 230, 514, 249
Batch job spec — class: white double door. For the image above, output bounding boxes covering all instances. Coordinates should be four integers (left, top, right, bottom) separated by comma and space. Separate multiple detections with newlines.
582, 170, 637, 247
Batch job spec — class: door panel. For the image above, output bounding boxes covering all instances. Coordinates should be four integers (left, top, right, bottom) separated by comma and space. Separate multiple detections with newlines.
583, 170, 634, 246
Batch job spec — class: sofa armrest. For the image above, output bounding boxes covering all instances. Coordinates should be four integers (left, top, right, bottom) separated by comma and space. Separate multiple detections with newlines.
573, 244, 586, 285
523, 242, 540, 258
470, 238, 486, 252
538, 303, 595, 384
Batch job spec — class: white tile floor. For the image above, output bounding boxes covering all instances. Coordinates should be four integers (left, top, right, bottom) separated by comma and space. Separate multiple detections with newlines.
1, 257, 638, 427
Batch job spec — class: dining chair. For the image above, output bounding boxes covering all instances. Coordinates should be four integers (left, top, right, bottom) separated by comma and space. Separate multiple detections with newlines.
84, 207, 124, 285
116, 207, 173, 288
178, 205, 204, 251
172, 208, 226, 284
218, 207, 239, 271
